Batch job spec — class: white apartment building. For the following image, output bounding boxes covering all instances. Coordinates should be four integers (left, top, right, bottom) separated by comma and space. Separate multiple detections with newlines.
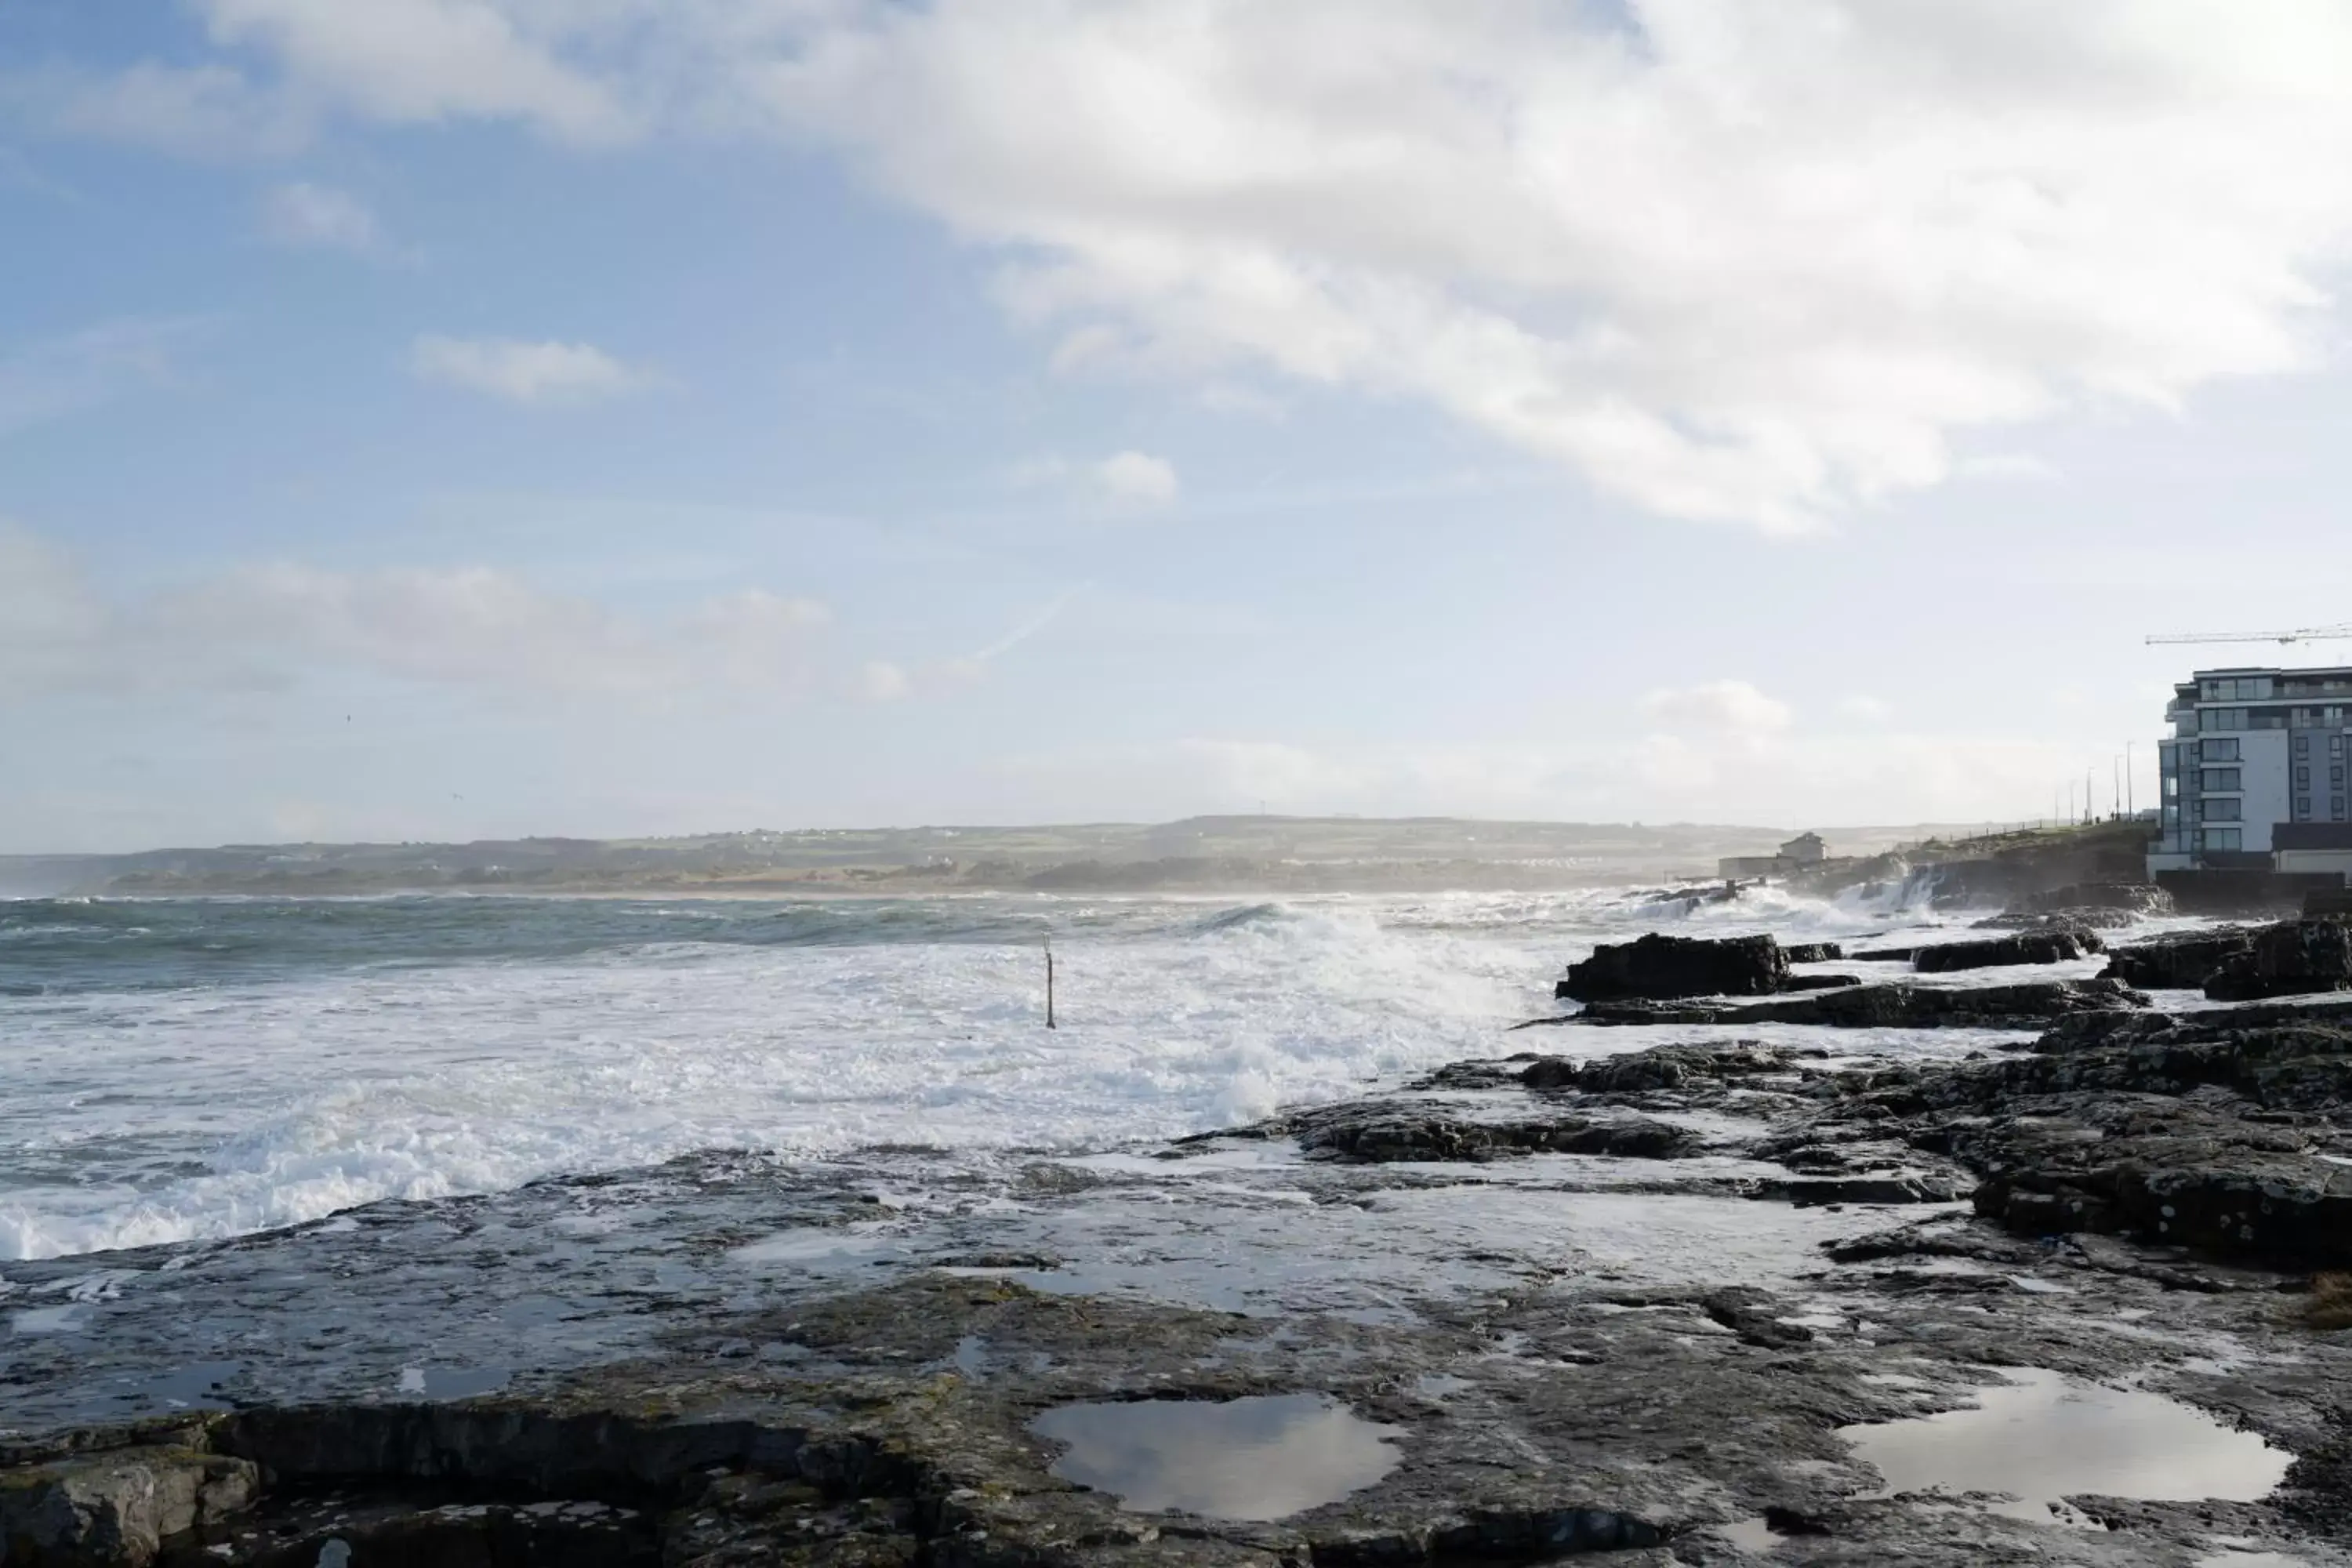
2150, 664, 2352, 875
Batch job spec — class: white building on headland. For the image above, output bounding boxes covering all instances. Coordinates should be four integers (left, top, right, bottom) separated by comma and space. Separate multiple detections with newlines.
1719, 832, 1828, 881
2151, 664, 2352, 876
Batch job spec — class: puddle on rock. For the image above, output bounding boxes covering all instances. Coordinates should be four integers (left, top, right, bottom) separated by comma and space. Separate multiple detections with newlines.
1839, 1367, 2292, 1525
1030, 1393, 1400, 1521
10, 1305, 89, 1334
729, 1224, 902, 1266
1717, 1515, 1783, 1553
143, 1360, 243, 1410
396, 1365, 511, 1400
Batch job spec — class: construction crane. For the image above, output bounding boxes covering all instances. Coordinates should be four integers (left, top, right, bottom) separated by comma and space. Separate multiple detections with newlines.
2145, 624, 2352, 647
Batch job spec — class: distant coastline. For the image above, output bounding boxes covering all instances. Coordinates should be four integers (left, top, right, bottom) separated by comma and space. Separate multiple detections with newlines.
0, 813, 2096, 900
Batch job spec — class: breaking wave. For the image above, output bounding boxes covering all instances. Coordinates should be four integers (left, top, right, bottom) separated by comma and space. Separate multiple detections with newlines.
0, 876, 2024, 1261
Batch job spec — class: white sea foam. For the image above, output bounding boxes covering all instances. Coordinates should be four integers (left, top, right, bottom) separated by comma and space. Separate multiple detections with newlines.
2, 898, 1537, 1258
0, 884, 2078, 1261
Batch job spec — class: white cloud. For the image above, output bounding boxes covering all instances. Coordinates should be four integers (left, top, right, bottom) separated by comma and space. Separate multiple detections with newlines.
1012, 452, 1180, 511
0, 62, 305, 159
408, 335, 654, 405
997, 727, 2096, 827
1640, 679, 1794, 737
201, 0, 635, 145
1092, 450, 1179, 508
752, 0, 2352, 532
0, 319, 211, 437
1838, 695, 1892, 724
1198, 383, 1288, 420
1955, 452, 2061, 484
996, 737, 1377, 817
24, 5, 2352, 531
677, 588, 832, 688
855, 660, 913, 702
0, 524, 827, 703
0, 527, 111, 695
261, 181, 380, 251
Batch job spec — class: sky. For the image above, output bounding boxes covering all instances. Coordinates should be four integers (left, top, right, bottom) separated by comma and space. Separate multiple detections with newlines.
6, 0, 2352, 851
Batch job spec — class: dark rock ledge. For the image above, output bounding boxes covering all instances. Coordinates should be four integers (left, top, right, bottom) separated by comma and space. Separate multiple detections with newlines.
13, 1003, 2352, 1563
1557, 929, 2111, 1008
1534, 977, 2149, 1030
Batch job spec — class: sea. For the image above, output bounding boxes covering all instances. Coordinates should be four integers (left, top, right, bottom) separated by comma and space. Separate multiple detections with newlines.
0, 881, 2063, 1264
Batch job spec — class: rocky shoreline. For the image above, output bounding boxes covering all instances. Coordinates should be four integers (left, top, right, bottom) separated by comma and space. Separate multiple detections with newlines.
11, 922, 2352, 1565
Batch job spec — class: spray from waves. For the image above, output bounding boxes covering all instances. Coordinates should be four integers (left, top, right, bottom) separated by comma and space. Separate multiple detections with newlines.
1656, 875, 1943, 934
1382, 874, 1943, 942
0, 893, 1542, 1261
1188, 901, 1290, 935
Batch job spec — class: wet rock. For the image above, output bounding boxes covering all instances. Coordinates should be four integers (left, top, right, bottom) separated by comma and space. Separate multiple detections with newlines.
1565, 978, 2148, 1029
180, 1494, 660, 1567
1754, 1173, 1973, 1207
1967, 1108, 2352, 1269
1779, 973, 1863, 992
2018, 883, 2173, 916
1518, 1042, 1809, 1094
1555, 933, 1787, 1003
1911, 928, 2105, 972
1846, 946, 1916, 962
1821, 1012, 2352, 1268
1973, 907, 2139, 932
2207, 920, 2352, 1002
1287, 1106, 1699, 1163
1780, 943, 1842, 964
2307, 886, 2352, 920
2100, 928, 2256, 990
1698, 1287, 1817, 1349
0, 1446, 256, 1566
2035, 996, 2352, 1055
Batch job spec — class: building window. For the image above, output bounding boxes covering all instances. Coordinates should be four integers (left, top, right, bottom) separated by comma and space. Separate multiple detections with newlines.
2201, 738, 2241, 763
2201, 828, 2243, 851
2297, 736, 2312, 757
2297, 766, 2312, 789
2335, 765, 2347, 787
2336, 797, 2348, 820
2203, 797, 2242, 822
2299, 797, 2314, 818
2334, 735, 2347, 756
2200, 768, 2241, 791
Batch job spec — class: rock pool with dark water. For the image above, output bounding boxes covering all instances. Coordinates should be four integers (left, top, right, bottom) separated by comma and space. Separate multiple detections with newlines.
1839, 1367, 2295, 1526
1031, 1393, 1400, 1521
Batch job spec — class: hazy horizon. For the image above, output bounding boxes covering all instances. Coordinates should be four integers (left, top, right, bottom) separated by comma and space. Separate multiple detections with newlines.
9, 4, 2351, 850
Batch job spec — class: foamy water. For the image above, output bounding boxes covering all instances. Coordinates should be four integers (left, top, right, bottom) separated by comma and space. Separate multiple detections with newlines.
1, 881, 1965, 1261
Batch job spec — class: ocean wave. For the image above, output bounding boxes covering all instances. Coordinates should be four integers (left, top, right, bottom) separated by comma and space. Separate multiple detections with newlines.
0, 879, 2090, 1261
0, 891, 1543, 1259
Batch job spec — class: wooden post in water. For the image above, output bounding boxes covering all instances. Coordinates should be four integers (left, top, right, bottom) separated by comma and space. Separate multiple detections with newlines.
1045, 939, 1056, 1030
